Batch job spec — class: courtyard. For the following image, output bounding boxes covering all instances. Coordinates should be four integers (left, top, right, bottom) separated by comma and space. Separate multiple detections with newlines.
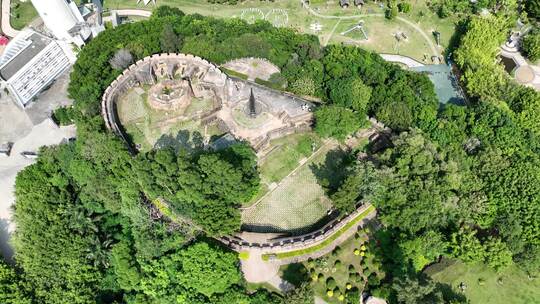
241, 133, 354, 235
106, 53, 313, 153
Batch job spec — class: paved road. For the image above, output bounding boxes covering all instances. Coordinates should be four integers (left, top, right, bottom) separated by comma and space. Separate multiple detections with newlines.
0, 119, 76, 262
301, 0, 439, 56
380, 53, 425, 67
1, 0, 20, 37
114, 9, 152, 17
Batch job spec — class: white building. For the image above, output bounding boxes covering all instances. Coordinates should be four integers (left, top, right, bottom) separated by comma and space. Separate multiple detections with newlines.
0, 30, 71, 108
30, 0, 91, 46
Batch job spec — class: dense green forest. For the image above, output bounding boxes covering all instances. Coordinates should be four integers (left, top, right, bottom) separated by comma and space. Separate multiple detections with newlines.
1, 5, 539, 304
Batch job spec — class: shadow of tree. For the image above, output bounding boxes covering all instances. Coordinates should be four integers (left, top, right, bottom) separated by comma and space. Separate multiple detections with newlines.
154, 129, 204, 153
281, 263, 309, 287
241, 211, 339, 236
309, 147, 355, 195
0, 218, 14, 264
435, 280, 469, 303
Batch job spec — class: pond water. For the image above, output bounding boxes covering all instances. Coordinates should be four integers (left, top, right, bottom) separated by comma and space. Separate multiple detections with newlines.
411, 64, 465, 106
499, 55, 518, 74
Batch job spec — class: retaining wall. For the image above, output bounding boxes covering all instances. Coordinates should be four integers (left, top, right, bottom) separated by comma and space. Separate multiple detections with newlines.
220, 203, 374, 253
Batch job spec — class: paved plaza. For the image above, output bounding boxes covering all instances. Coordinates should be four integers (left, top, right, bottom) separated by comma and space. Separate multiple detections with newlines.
0, 68, 74, 261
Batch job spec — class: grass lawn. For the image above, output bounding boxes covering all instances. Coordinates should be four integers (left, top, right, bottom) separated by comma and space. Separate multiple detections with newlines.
241, 132, 321, 207
9, 0, 456, 61
242, 137, 343, 234
427, 260, 540, 304
330, 15, 434, 59
10, 0, 38, 30
102, 0, 456, 61
116, 86, 222, 151
259, 132, 322, 184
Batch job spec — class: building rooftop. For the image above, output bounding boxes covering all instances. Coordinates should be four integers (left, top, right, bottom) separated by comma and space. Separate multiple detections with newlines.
0, 31, 52, 81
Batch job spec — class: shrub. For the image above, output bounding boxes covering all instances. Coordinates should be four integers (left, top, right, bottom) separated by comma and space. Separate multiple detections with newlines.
268, 72, 287, 89
367, 273, 381, 286
290, 76, 316, 96
522, 30, 540, 61
334, 260, 342, 268
238, 251, 249, 260
398, 2, 411, 13
346, 283, 353, 290
354, 249, 360, 256
297, 135, 316, 156
385, 6, 398, 19
437, 5, 450, 18
52, 106, 76, 126
326, 277, 337, 289
327, 289, 334, 297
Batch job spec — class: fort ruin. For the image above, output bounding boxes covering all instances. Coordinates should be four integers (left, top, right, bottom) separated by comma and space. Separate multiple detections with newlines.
101, 53, 314, 151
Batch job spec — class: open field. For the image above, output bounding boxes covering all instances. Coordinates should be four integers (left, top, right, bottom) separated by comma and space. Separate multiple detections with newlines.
8, 0, 457, 61
242, 136, 344, 234
10, 0, 37, 30
103, 0, 456, 61
116, 87, 222, 152
427, 259, 540, 304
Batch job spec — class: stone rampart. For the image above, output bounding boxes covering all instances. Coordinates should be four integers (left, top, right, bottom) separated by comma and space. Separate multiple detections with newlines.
101, 53, 227, 148
220, 203, 374, 253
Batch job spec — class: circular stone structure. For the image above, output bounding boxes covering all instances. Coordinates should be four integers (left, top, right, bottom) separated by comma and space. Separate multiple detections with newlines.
515, 65, 535, 84
148, 79, 193, 111
103, 53, 314, 152
101, 53, 227, 146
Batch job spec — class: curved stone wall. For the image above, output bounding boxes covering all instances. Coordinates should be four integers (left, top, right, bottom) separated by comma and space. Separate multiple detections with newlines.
101, 53, 227, 150
102, 52, 314, 152
220, 203, 375, 257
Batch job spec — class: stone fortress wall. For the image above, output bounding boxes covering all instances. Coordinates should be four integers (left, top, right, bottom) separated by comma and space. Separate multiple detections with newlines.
102, 54, 375, 259
220, 203, 375, 261
102, 53, 314, 151
101, 53, 227, 150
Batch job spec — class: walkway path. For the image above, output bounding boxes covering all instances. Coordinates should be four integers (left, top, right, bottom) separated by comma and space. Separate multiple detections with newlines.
500, 42, 540, 91
113, 9, 152, 18
1, 0, 20, 37
379, 53, 425, 67
301, 0, 439, 56
240, 204, 376, 288
324, 19, 341, 46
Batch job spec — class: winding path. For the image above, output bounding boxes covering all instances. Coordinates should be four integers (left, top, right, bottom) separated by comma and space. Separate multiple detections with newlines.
1, 0, 20, 37
379, 53, 425, 67
301, 0, 439, 56
113, 9, 152, 18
